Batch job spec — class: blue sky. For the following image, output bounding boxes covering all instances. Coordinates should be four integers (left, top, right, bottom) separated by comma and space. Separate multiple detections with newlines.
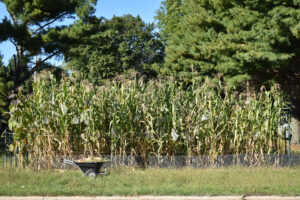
0, 0, 162, 65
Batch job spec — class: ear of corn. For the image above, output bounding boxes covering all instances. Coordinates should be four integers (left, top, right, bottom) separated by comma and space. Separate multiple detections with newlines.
8, 72, 287, 168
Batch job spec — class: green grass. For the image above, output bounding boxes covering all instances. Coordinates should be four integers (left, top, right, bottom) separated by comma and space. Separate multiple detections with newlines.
1, 166, 300, 196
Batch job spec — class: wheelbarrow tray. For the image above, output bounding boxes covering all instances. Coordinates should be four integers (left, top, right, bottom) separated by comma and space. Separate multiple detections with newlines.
74, 161, 105, 175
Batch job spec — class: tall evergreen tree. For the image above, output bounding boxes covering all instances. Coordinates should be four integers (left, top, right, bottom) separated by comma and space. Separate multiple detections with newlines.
156, 0, 300, 142
155, 0, 183, 43
0, 55, 13, 134
0, 0, 97, 89
0, 56, 7, 115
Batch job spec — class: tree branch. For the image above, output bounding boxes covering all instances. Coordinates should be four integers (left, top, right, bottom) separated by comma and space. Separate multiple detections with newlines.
29, 50, 60, 73
32, 12, 69, 35
7, 11, 17, 25
15, 50, 61, 88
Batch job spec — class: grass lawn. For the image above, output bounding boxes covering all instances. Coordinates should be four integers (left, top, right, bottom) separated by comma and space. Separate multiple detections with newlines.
0, 166, 300, 196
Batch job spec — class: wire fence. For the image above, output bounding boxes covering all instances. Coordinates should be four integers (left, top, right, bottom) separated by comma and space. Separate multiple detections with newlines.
83, 154, 300, 168
2, 130, 300, 169
3, 154, 300, 169
1, 131, 18, 168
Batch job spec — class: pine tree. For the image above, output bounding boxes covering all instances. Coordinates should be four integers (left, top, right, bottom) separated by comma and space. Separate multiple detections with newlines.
0, 0, 97, 89
155, 0, 184, 43
156, 0, 300, 142
157, 0, 299, 85
0, 55, 13, 134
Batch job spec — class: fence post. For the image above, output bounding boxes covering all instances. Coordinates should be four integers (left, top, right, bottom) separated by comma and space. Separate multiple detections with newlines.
1, 133, 3, 167
4, 130, 7, 167
15, 139, 18, 168
9, 132, 12, 167
2, 135, 4, 167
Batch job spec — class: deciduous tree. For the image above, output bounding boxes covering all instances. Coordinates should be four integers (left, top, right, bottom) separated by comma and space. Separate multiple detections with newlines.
62, 15, 164, 83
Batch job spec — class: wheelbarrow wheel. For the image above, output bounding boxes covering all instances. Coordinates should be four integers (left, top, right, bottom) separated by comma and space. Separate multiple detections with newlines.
85, 169, 97, 178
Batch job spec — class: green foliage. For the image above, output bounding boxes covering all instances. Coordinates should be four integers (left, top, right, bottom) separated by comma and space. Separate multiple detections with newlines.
61, 15, 164, 83
8, 72, 286, 167
0, 0, 97, 88
155, 0, 183, 43
0, 0, 96, 24
0, 58, 7, 114
156, 0, 300, 86
0, 56, 13, 133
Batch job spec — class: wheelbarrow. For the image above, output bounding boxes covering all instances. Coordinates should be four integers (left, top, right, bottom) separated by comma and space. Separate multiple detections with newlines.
63, 159, 108, 178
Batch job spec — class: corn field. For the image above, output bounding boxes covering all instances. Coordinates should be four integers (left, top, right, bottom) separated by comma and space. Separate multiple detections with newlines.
7, 72, 288, 168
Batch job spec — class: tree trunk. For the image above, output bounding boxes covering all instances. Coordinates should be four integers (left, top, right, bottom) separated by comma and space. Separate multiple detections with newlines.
13, 45, 23, 89
279, 57, 300, 145
291, 117, 300, 144
13, 55, 19, 89
291, 98, 300, 144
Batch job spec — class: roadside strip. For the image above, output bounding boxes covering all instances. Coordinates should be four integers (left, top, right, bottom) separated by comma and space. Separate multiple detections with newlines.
1, 196, 300, 200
